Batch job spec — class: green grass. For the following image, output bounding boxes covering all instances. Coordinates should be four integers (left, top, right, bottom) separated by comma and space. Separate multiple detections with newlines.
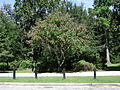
107, 63, 120, 67
106, 63, 120, 71
0, 76, 120, 83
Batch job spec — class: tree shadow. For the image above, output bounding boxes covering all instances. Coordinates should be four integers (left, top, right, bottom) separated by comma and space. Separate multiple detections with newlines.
106, 65, 120, 71
0, 71, 11, 73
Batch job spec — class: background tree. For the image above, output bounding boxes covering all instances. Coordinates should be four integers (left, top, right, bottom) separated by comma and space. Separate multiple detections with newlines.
0, 4, 23, 70
14, 0, 61, 31
14, 0, 63, 70
91, 0, 120, 65
92, 0, 113, 65
109, 0, 120, 63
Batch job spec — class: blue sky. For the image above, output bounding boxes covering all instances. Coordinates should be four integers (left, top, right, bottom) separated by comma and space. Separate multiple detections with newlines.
0, 0, 15, 8
70, 0, 94, 9
0, 0, 93, 9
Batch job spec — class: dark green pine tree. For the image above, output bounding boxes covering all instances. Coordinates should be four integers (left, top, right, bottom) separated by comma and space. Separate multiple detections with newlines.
0, 4, 24, 70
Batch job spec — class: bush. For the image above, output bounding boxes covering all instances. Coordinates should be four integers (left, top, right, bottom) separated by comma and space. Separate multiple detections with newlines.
74, 60, 94, 71
18, 59, 33, 70
112, 55, 120, 63
0, 63, 7, 70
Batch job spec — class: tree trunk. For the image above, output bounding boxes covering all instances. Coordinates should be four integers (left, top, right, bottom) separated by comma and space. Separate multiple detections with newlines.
7, 60, 9, 70
106, 47, 111, 64
105, 28, 111, 65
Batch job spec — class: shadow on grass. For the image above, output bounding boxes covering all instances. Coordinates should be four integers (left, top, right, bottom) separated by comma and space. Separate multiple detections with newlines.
0, 71, 12, 73
106, 64, 120, 71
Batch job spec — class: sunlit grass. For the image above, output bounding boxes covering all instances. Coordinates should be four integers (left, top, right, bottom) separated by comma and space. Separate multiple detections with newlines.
107, 63, 120, 67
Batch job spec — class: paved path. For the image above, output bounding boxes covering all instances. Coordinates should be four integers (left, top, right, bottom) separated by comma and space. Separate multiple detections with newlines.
1, 85, 120, 90
0, 71, 120, 77
0, 83, 120, 90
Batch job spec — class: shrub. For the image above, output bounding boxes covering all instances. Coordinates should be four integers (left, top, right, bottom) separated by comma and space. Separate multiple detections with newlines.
0, 62, 7, 70
112, 54, 120, 63
74, 60, 94, 71
18, 59, 33, 70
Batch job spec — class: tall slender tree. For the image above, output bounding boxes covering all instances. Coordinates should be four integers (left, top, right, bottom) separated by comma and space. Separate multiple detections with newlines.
92, 0, 113, 64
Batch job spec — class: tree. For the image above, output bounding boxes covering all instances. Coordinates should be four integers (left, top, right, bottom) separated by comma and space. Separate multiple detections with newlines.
92, 0, 114, 64
0, 4, 23, 70
59, 2, 103, 68
91, 0, 120, 65
14, 0, 61, 31
110, 0, 120, 63
28, 13, 91, 71
14, 0, 64, 70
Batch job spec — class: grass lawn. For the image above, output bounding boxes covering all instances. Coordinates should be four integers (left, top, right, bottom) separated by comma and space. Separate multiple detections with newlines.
107, 63, 120, 67
106, 63, 120, 71
0, 76, 120, 83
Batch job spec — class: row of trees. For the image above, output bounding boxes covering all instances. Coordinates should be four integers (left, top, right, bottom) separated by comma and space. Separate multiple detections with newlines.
0, 0, 119, 71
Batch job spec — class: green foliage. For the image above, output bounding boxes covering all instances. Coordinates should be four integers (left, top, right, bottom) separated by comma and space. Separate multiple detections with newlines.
0, 6, 14, 64
91, 0, 120, 65
14, 0, 61, 31
28, 12, 91, 71
96, 17, 110, 28
74, 60, 94, 71
0, 0, 119, 71
0, 5, 25, 70
112, 54, 120, 63
0, 62, 7, 70
19, 59, 33, 70
9, 60, 21, 69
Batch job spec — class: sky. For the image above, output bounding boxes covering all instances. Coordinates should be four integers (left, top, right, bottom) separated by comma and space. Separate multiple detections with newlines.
0, 0, 94, 9
70, 0, 94, 9
0, 0, 15, 8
